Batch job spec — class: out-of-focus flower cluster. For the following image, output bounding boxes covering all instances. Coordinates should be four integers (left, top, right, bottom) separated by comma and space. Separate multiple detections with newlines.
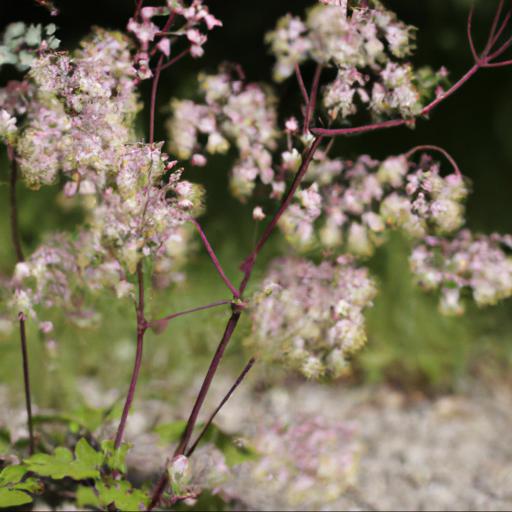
236, 418, 358, 508
248, 257, 377, 379
266, 2, 448, 121
280, 153, 468, 255
410, 231, 512, 315
218, 384, 360, 510
0, 22, 60, 72
167, 68, 279, 200
127, 0, 221, 80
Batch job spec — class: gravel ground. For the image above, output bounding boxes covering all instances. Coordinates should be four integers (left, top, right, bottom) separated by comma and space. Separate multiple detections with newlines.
122, 380, 512, 511
3, 380, 512, 511
326, 385, 512, 511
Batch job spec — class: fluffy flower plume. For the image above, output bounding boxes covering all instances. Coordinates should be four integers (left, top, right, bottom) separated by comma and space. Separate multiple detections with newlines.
248, 257, 377, 379
89, 143, 203, 275
280, 153, 468, 255
410, 231, 512, 315
266, 2, 447, 120
221, 396, 360, 509
167, 68, 279, 199
13, 29, 139, 191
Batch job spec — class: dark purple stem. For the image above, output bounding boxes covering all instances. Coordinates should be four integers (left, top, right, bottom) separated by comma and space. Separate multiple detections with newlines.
174, 311, 241, 457
159, 47, 192, 72
312, 64, 481, 137
8, 146, 35, 455
18, 316, 34, 455
303, 64, 322, 134
404, 144, 462, 177
191, 219, 240, 298
149, 54, 164, 145
239, 135, 324, 295
114, 262, 147, 450
147, 312, 242, 510
152, 300, 231, 326
484, 0, 505, 54
294, 63, 309, 104
186, 357, 256, 457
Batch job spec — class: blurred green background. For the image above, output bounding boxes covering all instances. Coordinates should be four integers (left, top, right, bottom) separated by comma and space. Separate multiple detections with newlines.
1, 0, 512, 416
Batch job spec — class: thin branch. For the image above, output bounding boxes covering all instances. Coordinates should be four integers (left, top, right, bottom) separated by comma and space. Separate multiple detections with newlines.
485, 57, 512, 67
159, 47, 192, 72
134, 0, 144, 19
484, 0, 505, 54
467, 6, 480, 63
114, 261, 147, 450
489, 9, 511, 49
173, 310, 241, 457
148, 311, 242, 511
149, 135, 326, 510
8, 147, 24, 263
294, 63, 309, 104
404, 145, 462, 177
312, 63, 481, 137
239, 136, 324, 295
18, 316, 34, 455
190, 219, 240, 298
149, 300, 231, 333
303, 64, 322, 134
487, 33, 512, 61
186, 358, 256, 457
8, 146, 35, 455
149, 54, 165, 145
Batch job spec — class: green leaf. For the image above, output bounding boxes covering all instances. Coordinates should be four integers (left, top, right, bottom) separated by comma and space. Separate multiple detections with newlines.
14, 477, 43, 494
0, 429, 10, 455
76, 486, 100, 509
101, 440, 130, 474
0, 488, 33, 508
201, 425, 259, 467
0, 465, 28, 485
25, 439, 102, 480
75, 438, 103, 469
84, 481, 149, 511
32, 403, 122, 435
154, 420, 187, 444
0, 465, 41, 509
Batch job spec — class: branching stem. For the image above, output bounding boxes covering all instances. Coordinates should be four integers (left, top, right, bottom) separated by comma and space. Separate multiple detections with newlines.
8, 146, 35, 456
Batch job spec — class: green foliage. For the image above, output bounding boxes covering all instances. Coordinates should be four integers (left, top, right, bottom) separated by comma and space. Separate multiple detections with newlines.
155, 421, 258, 467
77, 481, 149, 511
33, 403, 122, 435
155, 420, 188, 444
0, 465, 42, 509
0, 429, 10, 455
25, 438, 102, 480
201, 425, 258, 467
101, 440, 130, 475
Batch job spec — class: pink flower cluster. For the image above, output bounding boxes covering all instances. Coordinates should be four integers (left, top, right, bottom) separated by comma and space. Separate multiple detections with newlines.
14, 28, 138, 191
280, 153, 467, 255
167, 68, 279, 199
223, 411, 359, 509
248, 257, 377, 379
411, 231, 512, 315
266, 2, 447, 120
127, 0, 222, 79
